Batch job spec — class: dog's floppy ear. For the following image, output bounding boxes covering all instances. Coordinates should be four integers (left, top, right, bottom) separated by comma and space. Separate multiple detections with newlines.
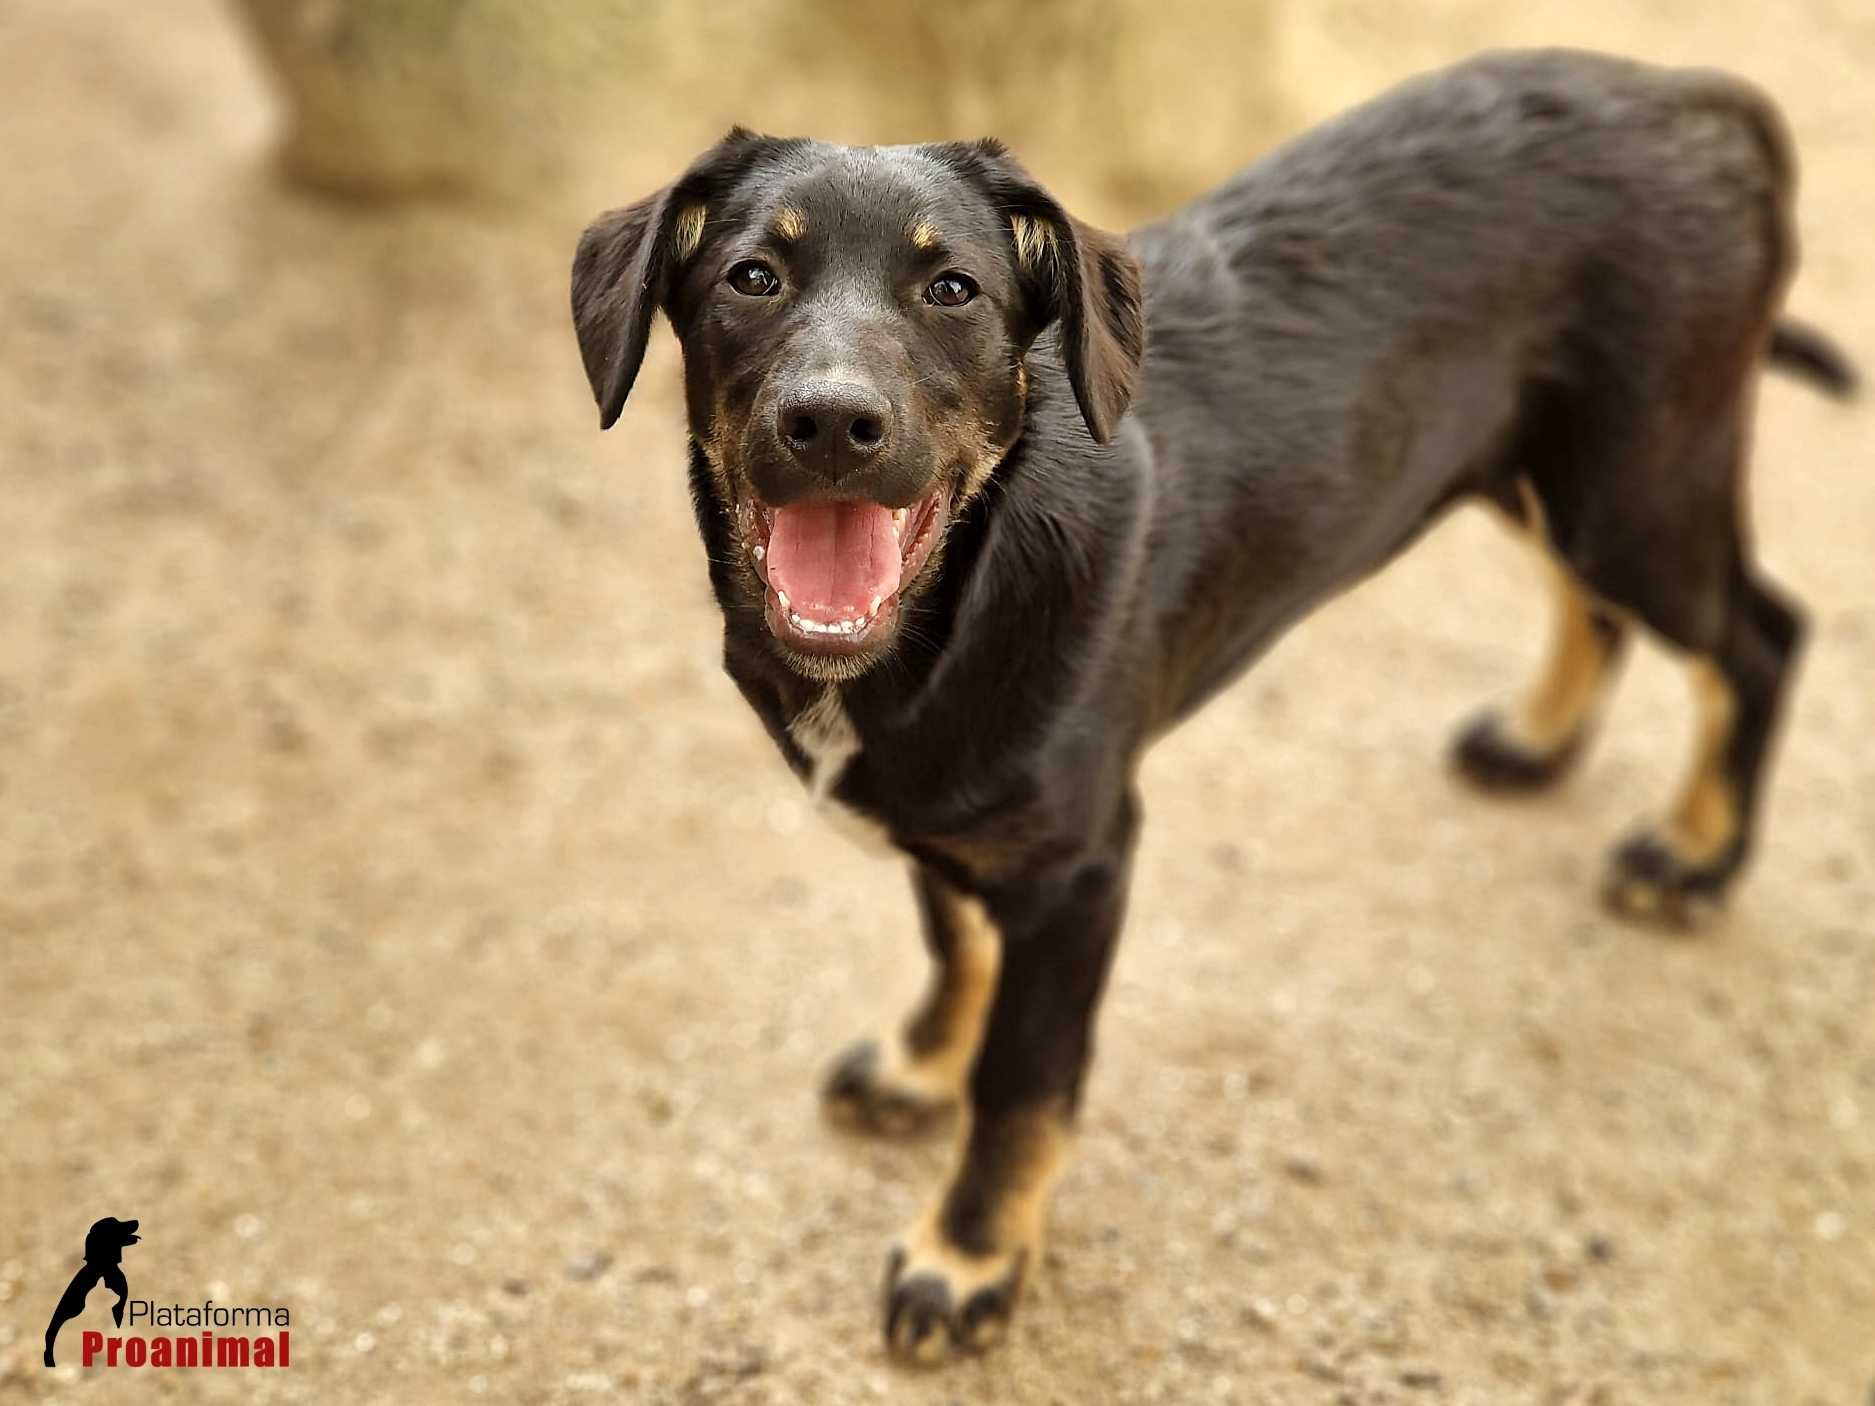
953, 141, 1146, 444
571, 128, 778, 430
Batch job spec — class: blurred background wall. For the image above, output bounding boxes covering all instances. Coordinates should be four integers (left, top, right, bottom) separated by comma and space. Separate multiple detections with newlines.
225, 0, 1284, 216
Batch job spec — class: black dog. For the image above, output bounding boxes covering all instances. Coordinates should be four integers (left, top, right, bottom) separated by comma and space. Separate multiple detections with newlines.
570, 50, 1853, 1359
43, 1217, 139, 1367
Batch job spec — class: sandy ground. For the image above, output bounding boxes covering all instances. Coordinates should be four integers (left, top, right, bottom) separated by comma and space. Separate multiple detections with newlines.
1, 2, 1871, 1403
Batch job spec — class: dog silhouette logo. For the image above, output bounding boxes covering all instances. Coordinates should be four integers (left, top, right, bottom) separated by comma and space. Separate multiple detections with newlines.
43, 1217, 139, 1367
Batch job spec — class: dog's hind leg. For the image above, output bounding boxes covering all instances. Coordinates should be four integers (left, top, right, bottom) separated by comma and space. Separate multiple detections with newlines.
822, 869, 1000, 1136
1602, 561, 1803, 926
1452, 504, 1630, 791
1541, 407, 1805, 927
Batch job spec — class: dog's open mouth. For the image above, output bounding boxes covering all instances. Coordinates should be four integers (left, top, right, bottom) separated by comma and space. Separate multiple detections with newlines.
739, 488, 949, 654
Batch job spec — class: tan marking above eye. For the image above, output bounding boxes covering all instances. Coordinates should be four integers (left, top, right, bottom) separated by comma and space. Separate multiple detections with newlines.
909, 221, 940, 251
674, 203, 708, 260
773, 206, 807, 241
1008, 214, 1055, 270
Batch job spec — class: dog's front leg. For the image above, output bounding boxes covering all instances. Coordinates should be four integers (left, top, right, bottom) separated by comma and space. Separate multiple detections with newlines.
882, 804, 1136, 1361
823, 868, 1002, 1135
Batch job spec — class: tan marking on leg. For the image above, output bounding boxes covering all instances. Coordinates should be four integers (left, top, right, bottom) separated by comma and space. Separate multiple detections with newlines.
1488, 479, 1621, 756
825, 889, 1000, 1133
1008, 214, 1056, 271
901, 889, 1001, 1092
673, 203, 708, 261
908, 220, 940, 251
772, 205, 806, 242
888, 1109, 1072, 1359
1506, 559, 1620, 754
1666, 659, 1740, 864
965, 1107, 1071, 1252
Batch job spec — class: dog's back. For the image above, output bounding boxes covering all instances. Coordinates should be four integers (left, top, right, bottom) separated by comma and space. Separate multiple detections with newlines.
1130, 49, 1797, 714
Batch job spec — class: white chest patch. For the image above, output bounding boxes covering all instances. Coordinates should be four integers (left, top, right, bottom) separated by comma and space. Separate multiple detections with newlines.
789, 688, 896, 856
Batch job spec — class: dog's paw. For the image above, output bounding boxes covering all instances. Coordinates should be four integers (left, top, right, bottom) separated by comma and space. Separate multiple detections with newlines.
881, 1222, 1029, 1363
1601, 830, 1740, 929
821, 1037, 958, 1137
1449, 708, 1582, 793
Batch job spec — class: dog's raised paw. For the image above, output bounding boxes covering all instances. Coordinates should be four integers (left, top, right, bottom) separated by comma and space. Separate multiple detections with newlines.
882, 1229, 1027, 1363
821, 1037, 958, 1137
1601, 831, 1738, 930
1449, 708, 1583, 793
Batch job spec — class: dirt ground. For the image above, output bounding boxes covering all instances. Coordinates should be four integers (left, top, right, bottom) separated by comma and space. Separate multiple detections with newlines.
1, 2, 1871, 1403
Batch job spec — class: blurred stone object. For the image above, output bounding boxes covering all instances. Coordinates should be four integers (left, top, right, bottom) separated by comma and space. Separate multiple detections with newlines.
226, 0, 1283, 216
226, 0, 633, 200
798, 0, 1285, 217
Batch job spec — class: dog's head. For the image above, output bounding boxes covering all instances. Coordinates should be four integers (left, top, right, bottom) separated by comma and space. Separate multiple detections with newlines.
82, 1218, 139, 1265
571, 130, 1145, 679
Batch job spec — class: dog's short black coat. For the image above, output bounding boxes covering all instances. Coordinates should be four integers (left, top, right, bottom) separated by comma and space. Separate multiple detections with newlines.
572, 49, 1853, 1359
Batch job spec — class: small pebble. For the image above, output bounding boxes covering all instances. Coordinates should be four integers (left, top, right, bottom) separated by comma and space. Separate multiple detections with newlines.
565, 1251, 612, 1282
1283, 1155, 1325, 1186
1243, 1297, 1280, 1330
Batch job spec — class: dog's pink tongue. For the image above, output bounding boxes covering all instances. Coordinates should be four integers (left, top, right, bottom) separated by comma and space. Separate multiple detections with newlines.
765, 500, 901, 622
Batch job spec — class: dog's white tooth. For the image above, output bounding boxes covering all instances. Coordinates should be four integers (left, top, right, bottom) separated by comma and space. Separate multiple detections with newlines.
776, 590, 790, 610
868, 593, 883, 613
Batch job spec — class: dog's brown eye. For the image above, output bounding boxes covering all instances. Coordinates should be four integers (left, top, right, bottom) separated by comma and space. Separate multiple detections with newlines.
925, 272, 977, 307
727, 260, 781, 297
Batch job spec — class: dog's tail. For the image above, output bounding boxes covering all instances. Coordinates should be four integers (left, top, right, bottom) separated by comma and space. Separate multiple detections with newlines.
1767, 319, 1858, 399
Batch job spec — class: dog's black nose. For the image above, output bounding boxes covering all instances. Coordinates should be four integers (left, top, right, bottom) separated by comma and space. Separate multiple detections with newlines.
776, 380, 892, 481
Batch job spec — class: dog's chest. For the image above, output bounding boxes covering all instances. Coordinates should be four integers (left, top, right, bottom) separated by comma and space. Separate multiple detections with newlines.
788, 688, 895, 855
